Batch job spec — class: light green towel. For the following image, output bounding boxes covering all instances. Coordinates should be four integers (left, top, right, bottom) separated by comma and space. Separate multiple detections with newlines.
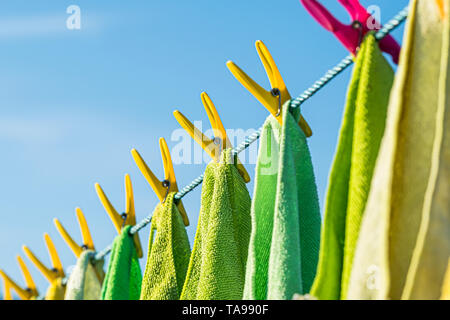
348, 0, 450, 300
65, 250, 104, 300
101, 225, 142, 300
180, 148, 251, 300
402, 0, 450, 300
244, 103, 321, 300
311, 34, 394, 300
140, 192, 191, 300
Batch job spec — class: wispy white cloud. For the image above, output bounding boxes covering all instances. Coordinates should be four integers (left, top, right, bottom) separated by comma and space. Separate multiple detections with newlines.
0, 15, 65, 38
0, 117, 68, 144
0, 12, 108, 38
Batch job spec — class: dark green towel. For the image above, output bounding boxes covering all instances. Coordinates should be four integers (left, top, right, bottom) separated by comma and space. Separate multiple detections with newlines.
101, 225, 142, 300
244, 103, 321, 300
140, 192, 191, 300
311, 34, 394, 300
180, 148, 251, 300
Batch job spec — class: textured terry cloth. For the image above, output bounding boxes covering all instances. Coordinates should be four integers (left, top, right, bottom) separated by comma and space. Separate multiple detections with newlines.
243, 103, 321, 300
140, 192, 191, 300
347, 0, 450, 300
101, 225, 142, 300
402, 1, 450, 300
310, 34, 394, 301
45, 278, 66, 300
64, 250, 104, 300
180, 148, 251, 300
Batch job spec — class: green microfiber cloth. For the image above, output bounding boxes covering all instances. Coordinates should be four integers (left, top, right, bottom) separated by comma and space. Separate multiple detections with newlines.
244, 103, 321, 300
311, 34, 394, 300
64, 251, 104, 300
348, 0, 450, 300
101, 225, 142, 300
180, 148, 251, 300
140, 192, 191, 300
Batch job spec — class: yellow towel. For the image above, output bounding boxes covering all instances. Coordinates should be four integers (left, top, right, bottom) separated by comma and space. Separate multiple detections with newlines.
347, 0, 450, 300
441, 260, 450, 300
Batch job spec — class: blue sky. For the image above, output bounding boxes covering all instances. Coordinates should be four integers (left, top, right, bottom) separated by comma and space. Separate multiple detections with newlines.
0, 0, 408, 297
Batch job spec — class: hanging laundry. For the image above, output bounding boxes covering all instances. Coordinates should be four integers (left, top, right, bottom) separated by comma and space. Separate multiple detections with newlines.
441, 261, 450, 300
401, 0, 450, 300
311, 33, 394, 300
101, 225, 142, 300
180, 148, 251, 300
244, 103, 321, 300
64, 251, 104, 300
347, 0, 450, 300
140, 192, 191, 300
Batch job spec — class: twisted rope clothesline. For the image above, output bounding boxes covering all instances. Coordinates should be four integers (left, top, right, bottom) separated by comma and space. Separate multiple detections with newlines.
93, 6, 409, 262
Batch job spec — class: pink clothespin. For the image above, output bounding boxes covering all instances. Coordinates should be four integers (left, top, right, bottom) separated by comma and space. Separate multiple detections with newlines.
300, 0, 400, 64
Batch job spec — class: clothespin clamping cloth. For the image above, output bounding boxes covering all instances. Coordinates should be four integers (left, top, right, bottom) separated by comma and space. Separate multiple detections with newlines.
174, 92, 251, 183
0, 256, 39, 300
300, 0, 401, 63
227, 41, 313, 137
23, 234, 66, 300
131, 137, 190, 226
95, 174, 143, 258
54, 208, 105, 282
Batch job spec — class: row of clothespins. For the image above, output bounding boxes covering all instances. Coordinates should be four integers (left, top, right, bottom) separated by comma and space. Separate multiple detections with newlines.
0, 0, 403, 300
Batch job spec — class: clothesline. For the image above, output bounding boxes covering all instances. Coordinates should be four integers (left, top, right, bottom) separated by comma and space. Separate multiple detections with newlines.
93, 5, 409, 262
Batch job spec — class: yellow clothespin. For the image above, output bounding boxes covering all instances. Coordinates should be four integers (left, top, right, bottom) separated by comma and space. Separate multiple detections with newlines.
436, 0, 447, 19
1, 256, 39, 301
131, 138, 190, 226
22, 234, 65, 285
54, 208, 105, 282
226, 40, 313, 137
173, 92, 251, 183
16, 256, 39, 299
54, 208, 95, 258
2, 279, 12, 300
95, 174, 143, 258
0, 271, 14, 300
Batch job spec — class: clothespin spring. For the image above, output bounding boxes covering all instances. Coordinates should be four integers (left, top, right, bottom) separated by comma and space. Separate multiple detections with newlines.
120, 213, 128, 229
213, 136, 223, 160
271, 88, 282, 117
351, 20, 364, 54
162, 180, 171, 204
51, 268, 59, 274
